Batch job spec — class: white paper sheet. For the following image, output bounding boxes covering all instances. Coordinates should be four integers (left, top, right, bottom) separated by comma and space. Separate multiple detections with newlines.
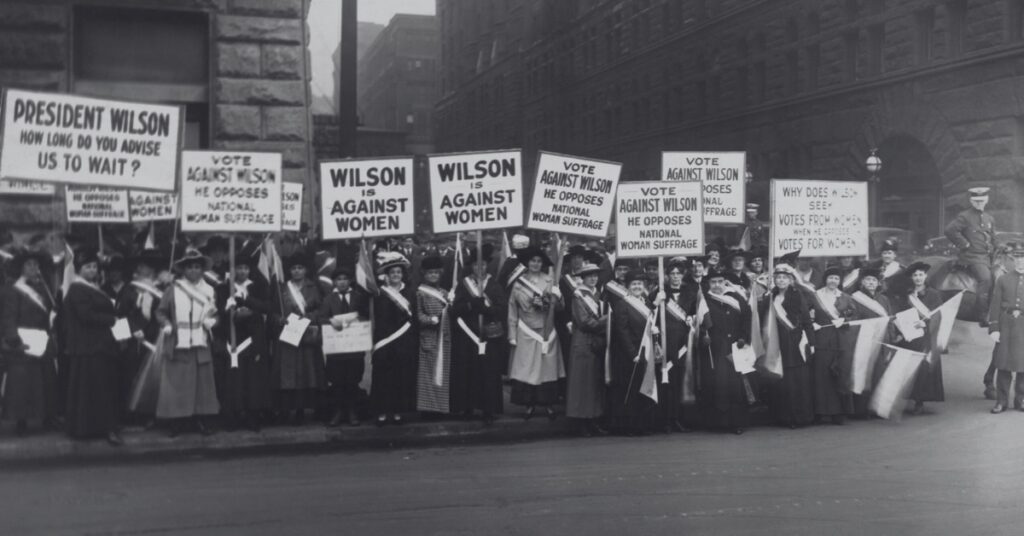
279, 313, 312, 347
322, 320, 373, 355
731, 343, 757, 374
894, 308, 924, 342
111, 317, 133, 342
17, 328, 48, 357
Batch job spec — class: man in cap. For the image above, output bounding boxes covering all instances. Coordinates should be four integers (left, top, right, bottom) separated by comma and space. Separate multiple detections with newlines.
945, 186, 997, 326
987, 242, 1024, 413
744, 203, 768, 247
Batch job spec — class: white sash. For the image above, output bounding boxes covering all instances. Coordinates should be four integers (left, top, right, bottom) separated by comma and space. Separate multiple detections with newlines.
517, 320, 558, 355
909, 293, 931, 318
71, 276, 110, 302
418, 284, 448, 306
574, 288, 601, 318
286, 281, 308, 314
462, 275, 492, 307
723, 280, 749, 300
666, 299, 687, 323
605, 280, 628, 300
505, 264, 526, 288
174, 281, 212, 349
814, 288, 841, 321
131, 280, 163, 300
562, 274, 580, 293
14, 279, 49, 316
852, 291, 889, 318
706, 291, 741, 311
622, 294, 653, 319
515, 275, 546, 297
203, 270, 223, 286
773, 295, 797, 331
373, 321, 411, 352
842, 269, 860, 290
381, 285, 412, 317
457, 317, 487, 355
318, 275, 333, 288
881, 262, 901, 280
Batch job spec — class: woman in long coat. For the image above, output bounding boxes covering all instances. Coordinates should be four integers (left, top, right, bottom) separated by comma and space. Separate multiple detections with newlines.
371, 251, 418, 425
216, 254, 273, 431
761, 264, 817, 428
607, 270, 658, 435
889, 261, 944, 414
63, 247, 122, 445
507, 247, 564, 419
415, 255, 452, 414
849, 266, 895, 417
271, 252, 325, 425
565, 260, 607, 436
450, 247, 507, 424
1, 250, 58, 435
155, 248, 221, 436
658, 260, 691, 433
695, 267, 752, 434
809, 266, 859, 424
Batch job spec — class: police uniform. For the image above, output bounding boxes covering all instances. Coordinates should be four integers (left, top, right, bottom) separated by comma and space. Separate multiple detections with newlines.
944, 187, 997, 323
987, 243, 1024, 413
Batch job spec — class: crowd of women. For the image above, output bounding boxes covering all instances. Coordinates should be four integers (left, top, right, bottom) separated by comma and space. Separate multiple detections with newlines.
0, 230, 952, 445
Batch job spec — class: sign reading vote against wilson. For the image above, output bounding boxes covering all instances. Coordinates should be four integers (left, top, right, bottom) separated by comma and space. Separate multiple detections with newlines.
180, 151, 282, 232
281, 181, 303, 232
320, 157, 414, 240
65, 186, 129, 223
429, 150, 523, 233
662, 151, 745, 224
771, 179, 869, 257
0, 89, 181, 191
526, 151, 621, 237
615, 181, 704, 258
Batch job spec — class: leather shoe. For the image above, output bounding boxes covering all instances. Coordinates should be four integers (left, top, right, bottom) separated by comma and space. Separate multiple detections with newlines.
991, 404, 1006, 414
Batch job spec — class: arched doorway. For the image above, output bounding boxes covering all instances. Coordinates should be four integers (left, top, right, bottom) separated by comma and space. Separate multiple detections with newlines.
876, 135, 944, 243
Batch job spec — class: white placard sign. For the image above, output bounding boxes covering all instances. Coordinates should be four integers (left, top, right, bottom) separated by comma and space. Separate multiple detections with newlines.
1, 89, 181, 190
179, 151, 282, 232
321, 320, 373, 354
0, 179, 55, 195
771, 179, 869, 257
429, 150, 523, 233
65, 186, 129, 223
320, 157, 414, 240
615, 181, 704, 258
281, 181, 303, 232
662, 151, 746, 224
526, 151, 621, 238
129, 191, 177, 222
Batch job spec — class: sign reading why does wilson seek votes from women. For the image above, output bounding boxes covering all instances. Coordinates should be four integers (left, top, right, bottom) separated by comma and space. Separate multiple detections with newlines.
320, 157, 414, 240
771, 179, 869, 257
662, 151, 746, 224
179, 151, 282, 233
526, 151, 621, 238
0, 89, 181, 191
66, 186, 129, 223
429, 150, 523, 234
615, 181, 704, 258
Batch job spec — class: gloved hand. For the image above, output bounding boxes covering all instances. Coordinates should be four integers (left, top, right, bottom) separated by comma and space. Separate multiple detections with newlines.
991, 331, 1001, 343
162, 324, 173, 335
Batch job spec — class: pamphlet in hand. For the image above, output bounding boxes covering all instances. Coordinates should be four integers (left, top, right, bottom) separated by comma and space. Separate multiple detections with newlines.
279, 313, 312, 347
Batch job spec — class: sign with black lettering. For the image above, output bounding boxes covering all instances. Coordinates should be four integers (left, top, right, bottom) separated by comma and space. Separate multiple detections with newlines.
662, 151, 745, 224
319, 157, 414, 240
771, 179, 869, 257
0, 179, 54, 195
281, 181, 303, 232
0, 89, 182, 191
66, 186, 129, 223
526, 151, 621, 238
129, 191, 177, 222
615, 181, 704, 259
179, 151, 282, 233
429, 149, 523, 233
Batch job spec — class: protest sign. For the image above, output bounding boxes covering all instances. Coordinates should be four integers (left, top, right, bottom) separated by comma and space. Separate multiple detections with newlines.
771, 179, 869, 257
281, 181, 303, 232
65, 186, 129, 223
429, 149, 523, 233
129, 191, 177, 222
0, 179, 54, 195
615, 181, 704, 258
322, 320, 373, 354
662, 151, 745, 224
0, 89, 181, 191
179, 151, 282, 233
320, 157, 414, 240
526, 151, 621, 237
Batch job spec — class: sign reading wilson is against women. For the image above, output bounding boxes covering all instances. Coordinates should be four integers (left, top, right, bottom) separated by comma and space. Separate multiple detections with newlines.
0, 89, 181, 191
320, 157, 414, 240
179, 151, 282, 232
526, 151, 621, 238
429, 150, 523, 233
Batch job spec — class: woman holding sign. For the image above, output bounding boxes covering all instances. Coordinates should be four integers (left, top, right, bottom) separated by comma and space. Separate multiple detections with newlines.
371, 252, 418, 426
507, 247, 564, 420
0, 249, 59, 435
271, 252, 325, 426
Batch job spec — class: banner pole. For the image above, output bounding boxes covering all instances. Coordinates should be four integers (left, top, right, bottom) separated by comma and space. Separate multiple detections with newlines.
168, 220, 179, 272
476, 230, 484, 335
229, 235, 237, 351
658, 256, 667, 353
97, 224, 104, 254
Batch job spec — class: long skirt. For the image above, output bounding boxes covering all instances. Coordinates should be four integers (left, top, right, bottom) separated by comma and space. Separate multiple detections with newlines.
221, 350, 273, 413
66, 353, 119, 438
273, 343, 325, 391
510, 380, 559, 407
416, 330, 451, 414
910, 358, 945, 402
811, 349, 853, 416
155, 348, 220, 419
450, 335, 504, 416
565, 349, 605, 419
773, 362, 814, 426
2, 355, 58, 422
325, 355, 365, 412
370, 336, 418, 415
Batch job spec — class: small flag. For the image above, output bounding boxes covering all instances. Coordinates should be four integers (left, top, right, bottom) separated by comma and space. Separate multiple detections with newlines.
749, 285, 765, 359
869, 345, 926, 421
451, 232, 463, 291
144, 223, 156, 250
760, 301, 784, 379
637, 317, 658, 403
932, 291, 964, 352
61, 243, 75, 300
257, 236, 283, 283
849, 316, 891, 394
737, 226, 751, 251
356, 239, 379, 295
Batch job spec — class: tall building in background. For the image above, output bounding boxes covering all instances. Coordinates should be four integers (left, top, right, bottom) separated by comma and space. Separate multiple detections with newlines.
357, 14, 439, 155
436, 0, 1024, 238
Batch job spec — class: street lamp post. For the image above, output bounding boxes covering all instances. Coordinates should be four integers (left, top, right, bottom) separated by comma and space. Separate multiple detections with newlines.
866, 148, 882, 227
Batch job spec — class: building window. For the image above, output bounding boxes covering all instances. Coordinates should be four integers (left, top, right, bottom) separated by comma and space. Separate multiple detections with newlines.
846, 0, 860, 22
867, 23, 884, 75
1011, 0, 1024, 41
947, 0, 967, 56
845, 30, 859, 81
806, 44, 820, 90
786, 50, 800, 94
916, 8, 935, 63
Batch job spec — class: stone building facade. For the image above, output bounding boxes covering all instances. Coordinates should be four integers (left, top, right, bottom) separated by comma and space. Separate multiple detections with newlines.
435, 0, 1024, 241
0, 0, 314, 231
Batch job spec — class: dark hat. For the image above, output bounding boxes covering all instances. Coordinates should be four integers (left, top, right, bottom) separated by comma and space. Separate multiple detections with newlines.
201, 235, 229, 254
725, 248, 747, 265
173, 247, 213, 270
879, 239, 898, 253
233, 251, 259, 270
613, 257, 632, 269
567, 244, 587, 257
581, 250, 605, 266
624, 269, 647, 284
283, 252, 312, 273
103, 254, 127, 274
775, 249, 801, 266
1008, 242, 1024, 258
859, 264, 882, 281
705, 266, 727, 280
421, 255, 445, 272
705, 242, 723, 254
574, 262, 602, 277
375, 250, 410, 275
666, 260, 687, 274
130, 249, 168, 273
73, 247, 101, 271
968, 186, 991, 198
905, 261, 931, 275
11, 248, 52, 275
823, 265, 844, 280
332, 265, 355, 279
748, 246, 768, 261
517, 246, 552, 268
724, 272, 745, 287
467, 243, 494, 265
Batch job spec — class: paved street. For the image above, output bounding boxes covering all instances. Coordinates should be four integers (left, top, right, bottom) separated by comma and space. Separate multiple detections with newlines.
1, 321, 1021, 536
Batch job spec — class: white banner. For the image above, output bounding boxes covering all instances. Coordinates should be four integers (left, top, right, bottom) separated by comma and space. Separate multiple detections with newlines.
180, 151, 282, 233
429, 150, 523, 233
322, 320, 373, 354
320, 157, 414, 240
615, 181, 704, 259
0, 179, 54, 195
0, 89, 181, 191
281, 181, 303, 232
662, 151, 745, 224
771, 179, 869, 257
65, 186, 129, 223
129, 191, 177, 222
526, 151, 621, 238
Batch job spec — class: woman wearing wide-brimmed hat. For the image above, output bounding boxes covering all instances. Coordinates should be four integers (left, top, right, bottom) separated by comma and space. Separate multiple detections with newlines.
0, 248, 58, 435
565, 259, 608, 436
889, 261, 944, 414
371, 251, 418, 425
154, 247, 221, 437
271, 250, 325, 425
760, 263, 816, 429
